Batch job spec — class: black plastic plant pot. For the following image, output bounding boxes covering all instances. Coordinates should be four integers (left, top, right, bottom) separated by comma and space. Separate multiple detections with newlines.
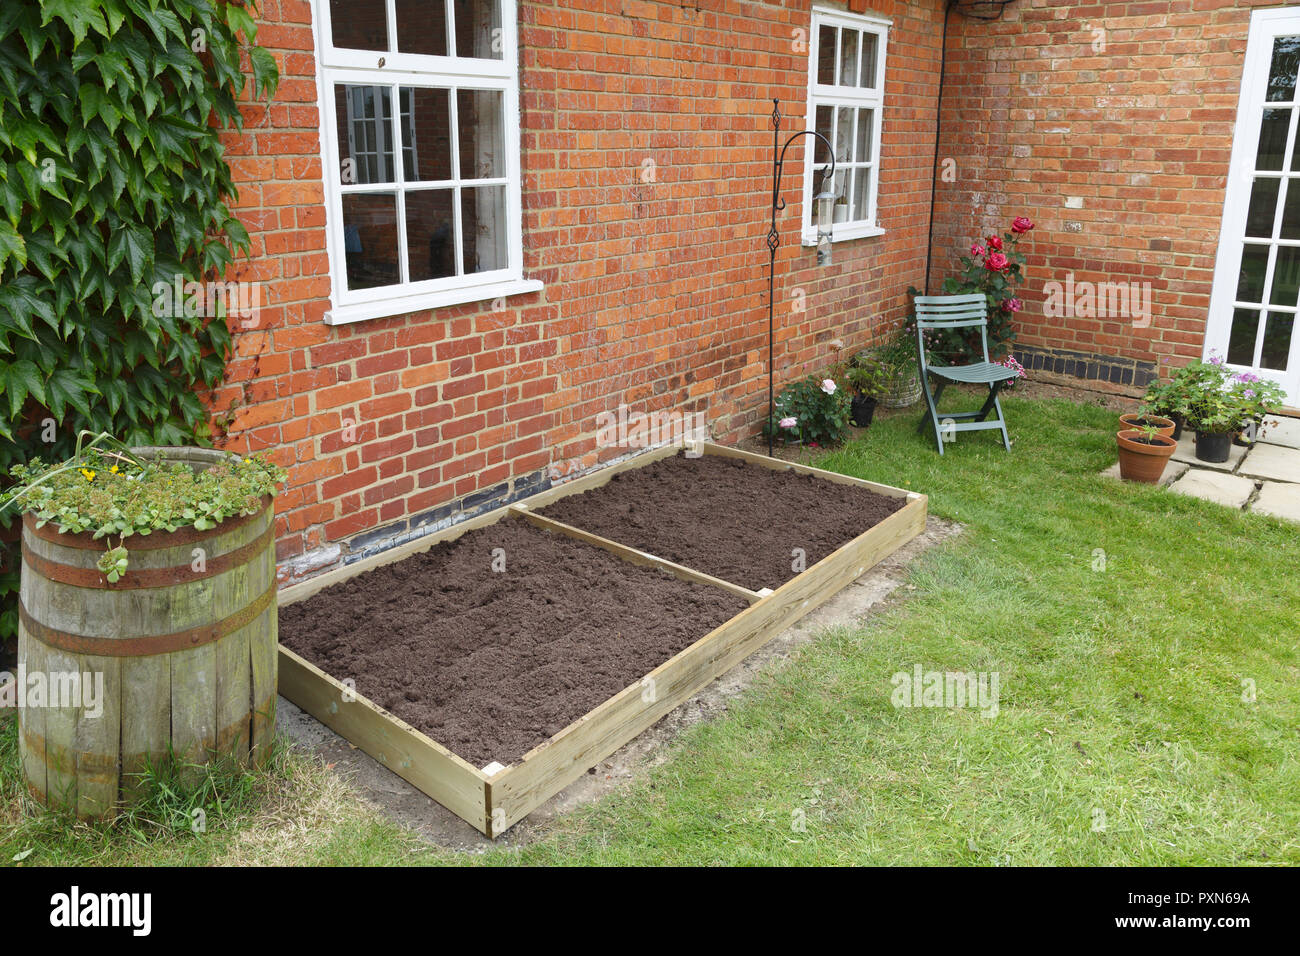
851, 395, 878, 428
1169, 413, 1185, 441
1233, 417, 1262, 447
1196, 430, 1232, 463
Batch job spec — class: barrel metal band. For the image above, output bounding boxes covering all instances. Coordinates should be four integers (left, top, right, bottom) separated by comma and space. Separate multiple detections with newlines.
18, 581, 276, 657
22, 497, 270, 551
22, 521, 273, 590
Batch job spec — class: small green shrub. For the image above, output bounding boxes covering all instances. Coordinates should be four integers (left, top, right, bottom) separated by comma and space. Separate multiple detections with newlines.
765, 374, 851, 446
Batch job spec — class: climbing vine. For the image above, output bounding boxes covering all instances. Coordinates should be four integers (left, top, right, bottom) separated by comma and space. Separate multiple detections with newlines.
0, 0, 279, 649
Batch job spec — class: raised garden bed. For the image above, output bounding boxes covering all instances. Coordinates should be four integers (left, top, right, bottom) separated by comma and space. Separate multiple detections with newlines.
276, 443, 926, 837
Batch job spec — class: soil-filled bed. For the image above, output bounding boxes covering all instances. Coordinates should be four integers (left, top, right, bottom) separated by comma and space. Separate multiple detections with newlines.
278, 517, 747, 767
539, 453, 907, 590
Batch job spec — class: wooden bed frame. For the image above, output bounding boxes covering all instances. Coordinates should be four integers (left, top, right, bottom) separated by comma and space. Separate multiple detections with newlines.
277, 442, 927, 837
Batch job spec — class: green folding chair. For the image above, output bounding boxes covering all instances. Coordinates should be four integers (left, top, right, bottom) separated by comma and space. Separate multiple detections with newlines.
914, 293, 1015, 455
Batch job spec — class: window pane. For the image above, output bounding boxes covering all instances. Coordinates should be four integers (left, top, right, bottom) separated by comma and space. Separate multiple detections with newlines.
814, 104, 833, 165
336, 84, 395, 184
403, 87, 452, 181
396, 0, 449, 56
1271, 245, 1300, 306
455, 0, 503, 59
817, 25, 836, 85
406, 189, 457, 282
331, 0, 388, 51
833, 106, 852, 162
859, 32, 879, 89
1257, 108, 1290, 170
1267, 35, 1300, 102
852, 167, 871, 222
461, 184, 508, 273
1246, 177, 1280, 237
1262, 312, 1294, 369
1236, 244, 1269, 302
839, 29, 858, 86
1228, 308, 1260, 365
457, 89, 505, 179
343, 193, 400, 290
856, 107, 874, 162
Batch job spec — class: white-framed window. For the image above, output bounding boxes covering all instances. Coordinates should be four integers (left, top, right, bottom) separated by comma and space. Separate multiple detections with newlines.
313, 0, 540, 325
802, 7, 888, 245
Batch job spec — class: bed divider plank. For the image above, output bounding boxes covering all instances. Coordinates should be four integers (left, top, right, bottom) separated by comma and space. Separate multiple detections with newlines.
272, 441, 928, 838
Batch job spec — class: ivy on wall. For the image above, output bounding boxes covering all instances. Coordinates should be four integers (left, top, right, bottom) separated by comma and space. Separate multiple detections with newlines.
0, 0, 279, 647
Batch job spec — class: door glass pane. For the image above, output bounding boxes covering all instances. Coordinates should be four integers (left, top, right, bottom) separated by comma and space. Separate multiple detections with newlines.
343, 193, 400, 290
406, 189, 457, 282
1237, 244, 1270, 301
856, 108, 874, 161
454, 0, 503, 59
1257, 108, 1291, 169
1262, 312, 1294, 369
335, 85, 395, 185
817, 25, 836, 85
332, 0, 388, 51
461, 184, 508, 273
403, 87, 451, 181
1228, 308, 1261, 365
839, 29, 858, 86
1267, 35, 1300, 101
396, 0, 448, 56
1271, 245, 1300, 305
859, 32, 879, 88
1281, 182, 1300, 239
457, 89, 505, 179
1246, 177, 1281, 237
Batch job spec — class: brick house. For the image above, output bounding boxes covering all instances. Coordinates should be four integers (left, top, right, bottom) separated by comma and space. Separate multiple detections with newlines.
221, 0, 1300, 580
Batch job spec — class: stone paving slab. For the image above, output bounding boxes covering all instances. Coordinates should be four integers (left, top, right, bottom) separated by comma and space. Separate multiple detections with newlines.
1250, 481, 1300, 522
1259, 416, 1300, 449
1168, 470, 1256, 508
1169, 433, 1247, 472
1100, 460, 1188, 487
1238, 442, 1300, 483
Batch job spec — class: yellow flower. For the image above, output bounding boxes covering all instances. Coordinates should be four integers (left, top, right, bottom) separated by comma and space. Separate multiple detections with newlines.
80, 469, 96, 481
110, 465, 120, 475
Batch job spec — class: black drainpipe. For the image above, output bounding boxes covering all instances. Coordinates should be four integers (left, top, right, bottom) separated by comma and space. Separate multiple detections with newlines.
924, 0, 957, 294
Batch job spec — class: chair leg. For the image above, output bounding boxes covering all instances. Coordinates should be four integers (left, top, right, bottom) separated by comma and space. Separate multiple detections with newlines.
919, 376, 946, 455
994, 392, 1011, 451
916, 379, 946, 434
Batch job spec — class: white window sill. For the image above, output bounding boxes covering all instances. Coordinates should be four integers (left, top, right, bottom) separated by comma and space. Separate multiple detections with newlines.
801, 224, 886, 246
323, 278, 544, 326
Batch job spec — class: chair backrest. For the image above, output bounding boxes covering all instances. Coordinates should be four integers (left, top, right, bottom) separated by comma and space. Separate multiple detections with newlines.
913, 293, 992, 367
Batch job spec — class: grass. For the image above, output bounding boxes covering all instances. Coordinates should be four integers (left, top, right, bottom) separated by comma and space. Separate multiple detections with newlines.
2, 392, 1298, 865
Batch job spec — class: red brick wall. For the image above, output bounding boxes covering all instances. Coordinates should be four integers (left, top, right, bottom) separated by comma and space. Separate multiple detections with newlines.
217, 0, 947, 578
930, 0, 1271, 379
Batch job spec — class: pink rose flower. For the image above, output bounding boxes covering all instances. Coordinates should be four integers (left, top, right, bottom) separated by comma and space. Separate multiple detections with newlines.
970, 243, 985, 257
987, 236, 1003, 251
1011, 216, 1034, 234
985, 252, 1009, 271
1002, 297, 1023, 313
820, 378, 837, 395
779, 416, 797, 429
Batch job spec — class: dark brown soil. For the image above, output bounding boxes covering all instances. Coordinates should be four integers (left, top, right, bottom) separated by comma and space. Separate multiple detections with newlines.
278, 517, 746, 767
538, 453, 907, 590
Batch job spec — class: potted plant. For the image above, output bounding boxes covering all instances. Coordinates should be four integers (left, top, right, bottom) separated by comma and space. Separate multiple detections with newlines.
1176, 355, 1251, 463
844, 361, 889, 427
863, 332, 924, 409
1116, 423, 1178, 484
1228, 372, 1286, 447
763, 373, 851, 447
1119, 411, 1176, 438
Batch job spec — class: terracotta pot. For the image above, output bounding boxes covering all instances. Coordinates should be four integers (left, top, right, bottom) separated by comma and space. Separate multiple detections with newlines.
1118, 413, 1175, 438
1116, 429, 1177, 484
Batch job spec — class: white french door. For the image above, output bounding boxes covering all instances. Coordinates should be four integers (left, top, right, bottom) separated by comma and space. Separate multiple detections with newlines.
1208, 8, 1300, 405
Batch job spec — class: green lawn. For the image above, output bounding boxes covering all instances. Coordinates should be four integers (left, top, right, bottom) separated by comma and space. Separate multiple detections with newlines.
3, 393, 1298, 865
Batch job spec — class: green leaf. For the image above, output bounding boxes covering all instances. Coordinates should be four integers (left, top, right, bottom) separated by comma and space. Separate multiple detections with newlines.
107, 222, 151, 284
3, 359, 45, 418
0, 220, 26, 273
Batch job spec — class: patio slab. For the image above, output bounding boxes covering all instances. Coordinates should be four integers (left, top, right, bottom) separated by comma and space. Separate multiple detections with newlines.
1237, 443, 1300, 483
1259, 416, 1300, 449
1100, 460, 1189, 487
1169, 433, 1247, 472
1249, 481, 1300, 522
1168, 470, 1256, 509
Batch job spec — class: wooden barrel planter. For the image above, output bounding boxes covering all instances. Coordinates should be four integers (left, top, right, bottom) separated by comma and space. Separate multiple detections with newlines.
17, 447, 278, 819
